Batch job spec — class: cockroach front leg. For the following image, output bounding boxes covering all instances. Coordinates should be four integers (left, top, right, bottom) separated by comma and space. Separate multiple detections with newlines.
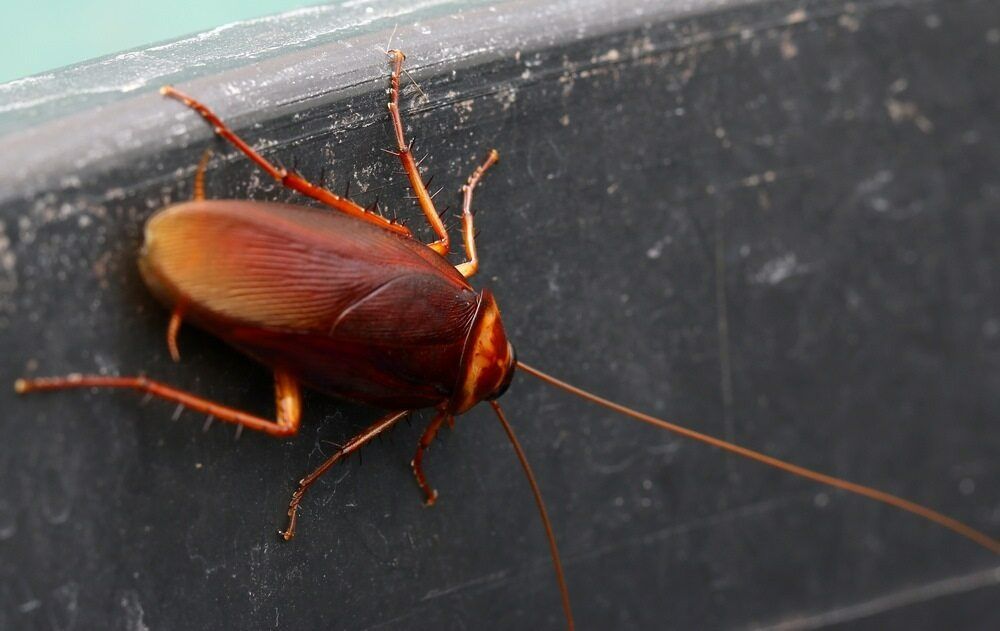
410, 410, 450, 506
15, 369, 302, 438
281, 409, 410, 540
160, 86, 410, 237
455, 150, 500, 278
387, 50, 450, 255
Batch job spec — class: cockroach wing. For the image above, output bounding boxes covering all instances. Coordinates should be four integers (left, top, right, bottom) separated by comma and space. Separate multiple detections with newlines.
140, 201, 480, 408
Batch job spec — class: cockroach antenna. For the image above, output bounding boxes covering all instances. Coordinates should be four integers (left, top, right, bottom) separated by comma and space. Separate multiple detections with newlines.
385, 24, 398, 54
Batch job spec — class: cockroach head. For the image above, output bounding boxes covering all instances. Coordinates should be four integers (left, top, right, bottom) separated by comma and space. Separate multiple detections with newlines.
451, 290, 516, 413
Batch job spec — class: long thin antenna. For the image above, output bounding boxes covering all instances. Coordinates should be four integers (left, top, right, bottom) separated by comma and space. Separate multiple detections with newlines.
489, 401, 575, 630
516, 361, 1000, 555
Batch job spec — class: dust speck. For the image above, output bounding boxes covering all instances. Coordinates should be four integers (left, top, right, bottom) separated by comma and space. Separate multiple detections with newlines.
780, 33, 798, 60
786, 8, 808, 25
752, 253, 807, 285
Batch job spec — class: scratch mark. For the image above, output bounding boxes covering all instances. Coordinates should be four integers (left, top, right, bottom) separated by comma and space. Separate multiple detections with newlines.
751, 566, 1000, 631
714, 204, 735, 444
566, 494, 805, 565
421, 570, 509, 602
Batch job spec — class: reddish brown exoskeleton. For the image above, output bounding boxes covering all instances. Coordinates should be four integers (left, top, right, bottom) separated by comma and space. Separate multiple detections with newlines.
15, 51, 998, 630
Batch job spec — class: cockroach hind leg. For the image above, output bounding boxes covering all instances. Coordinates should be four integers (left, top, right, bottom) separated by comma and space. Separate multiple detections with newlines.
13, 371, 303, 439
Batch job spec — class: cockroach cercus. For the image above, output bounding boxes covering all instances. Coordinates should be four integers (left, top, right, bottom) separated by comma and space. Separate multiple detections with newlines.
15, 50, 999, 629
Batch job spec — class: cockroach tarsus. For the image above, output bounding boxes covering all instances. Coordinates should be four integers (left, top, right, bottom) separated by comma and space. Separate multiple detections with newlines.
14, 50, 999, 629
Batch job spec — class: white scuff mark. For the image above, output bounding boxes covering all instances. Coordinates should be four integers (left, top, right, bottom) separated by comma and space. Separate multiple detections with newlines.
17, 599, 41, 613
0, 81, 150, 113
646, 234, 673, 259
785, 8, 809, 25
855, 169, 894, 197
0, 219, 17, 320
885, 98, 934, 133
780, 33, 798, 60
595, 48, 622, 63
838, 13, 861, 32
496, 85, 518, 111
0, 220, 14, 272
959, 477, 975, 495
888, 77, 908, 94
741, 170, 777, 188
546, 262, 561, 295
0, 497, 15, 540
50, 582, 80, 631
119, 590, 150, 631
0, 73, 55, 92
752, 253, 809, 285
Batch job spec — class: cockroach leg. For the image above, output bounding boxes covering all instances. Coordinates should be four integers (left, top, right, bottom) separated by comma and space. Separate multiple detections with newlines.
387, 50, 450, 255
455, 150, 500, 278
15, 369, 302, 438
192, 148, 212, 201
280, 409, 410, 540
166, 304, 185, 362
411, 410, 449, 506
159, 86, 410, 237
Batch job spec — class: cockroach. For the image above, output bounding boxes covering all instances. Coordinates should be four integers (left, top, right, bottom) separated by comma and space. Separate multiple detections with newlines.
15, 50, 998, 629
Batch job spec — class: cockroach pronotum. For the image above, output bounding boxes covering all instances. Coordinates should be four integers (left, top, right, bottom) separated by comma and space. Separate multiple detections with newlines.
14, 50, 998, 629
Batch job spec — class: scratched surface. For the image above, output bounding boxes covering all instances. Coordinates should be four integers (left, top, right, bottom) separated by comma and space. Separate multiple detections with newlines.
1, 0, 999, 629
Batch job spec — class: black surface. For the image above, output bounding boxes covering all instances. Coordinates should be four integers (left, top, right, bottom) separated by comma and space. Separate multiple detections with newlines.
2, 0, 999, 629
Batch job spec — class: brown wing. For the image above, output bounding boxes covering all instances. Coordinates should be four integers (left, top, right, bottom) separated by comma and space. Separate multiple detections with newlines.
140, 200, 479, 408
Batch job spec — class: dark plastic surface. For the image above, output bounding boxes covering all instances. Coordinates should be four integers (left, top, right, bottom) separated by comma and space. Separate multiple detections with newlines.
1, 0, 998, 629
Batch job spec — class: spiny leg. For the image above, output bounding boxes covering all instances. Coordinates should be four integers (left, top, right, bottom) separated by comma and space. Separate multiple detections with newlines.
15, 369, 302, 438
387, 50, 450, 254
455, 149, 500, 278
411, 409, 450, 506
160, 86, 410, 237
280, 410, 410, 540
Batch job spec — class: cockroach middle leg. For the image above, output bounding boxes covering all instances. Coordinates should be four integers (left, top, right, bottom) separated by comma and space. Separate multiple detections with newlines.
165, 149, 214, 362
166, 303, 185, 362
411, 410, 449, 506
15, 369, 302, 438
387, 50, 450, 255
281, 410, 410, 540
455, 150, 500, 278
159, 86, 410, 237
192, 148, 212, 201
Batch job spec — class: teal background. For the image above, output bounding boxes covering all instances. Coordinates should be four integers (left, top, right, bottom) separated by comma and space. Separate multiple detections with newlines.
0, 1, 315, 83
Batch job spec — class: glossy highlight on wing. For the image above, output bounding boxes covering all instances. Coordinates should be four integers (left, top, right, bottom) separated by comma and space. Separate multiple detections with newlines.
140, 200, 471, 335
